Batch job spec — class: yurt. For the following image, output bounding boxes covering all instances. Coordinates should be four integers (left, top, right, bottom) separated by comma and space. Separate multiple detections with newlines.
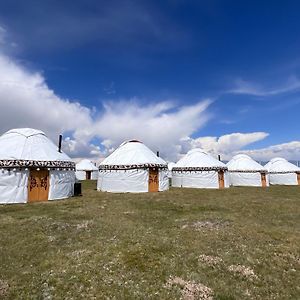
265, 157, 300, 185
97, 140, 169, 193
172, 149, 229, 189
76, 159, 98, 180
0, 128, 75, 204
167, 162, 176, 179
227, 154, 268, 187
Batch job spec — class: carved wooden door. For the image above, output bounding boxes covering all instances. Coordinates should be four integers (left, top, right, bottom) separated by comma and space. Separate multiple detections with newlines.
149, 168, 159, 192
28, 169, 49, 202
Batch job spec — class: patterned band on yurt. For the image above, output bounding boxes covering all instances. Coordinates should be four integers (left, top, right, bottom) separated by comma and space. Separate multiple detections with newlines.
0, 128, 75, 204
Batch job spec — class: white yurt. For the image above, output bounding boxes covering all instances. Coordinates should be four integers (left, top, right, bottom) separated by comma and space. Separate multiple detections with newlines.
172, 149, 229, 189
76, 159, 98, 180
167, 162, 176, 178
97, 140, 169, 193
0, 128, 75, 204
227, 154, 268, 187
265, 157, 300, 185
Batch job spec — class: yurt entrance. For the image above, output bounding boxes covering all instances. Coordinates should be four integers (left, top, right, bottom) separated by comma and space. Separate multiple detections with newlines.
261, 172, 267, 187
149, 167, 159, 192
218, 171, 225, 188
86, 171, 91, 180
297, 172, 300, 185
28, 169, 49, 202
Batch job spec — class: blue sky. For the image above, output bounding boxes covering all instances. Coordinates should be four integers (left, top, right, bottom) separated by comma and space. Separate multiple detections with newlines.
0, 0, 300, 161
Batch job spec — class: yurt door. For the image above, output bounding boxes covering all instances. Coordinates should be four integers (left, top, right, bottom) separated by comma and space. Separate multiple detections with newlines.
218, 171, 225, 189
149, 168, 159, 192
28, 169, 49, 202
297, 172, 300, 185
261, 173, 267, 187
86, 171, 91, 180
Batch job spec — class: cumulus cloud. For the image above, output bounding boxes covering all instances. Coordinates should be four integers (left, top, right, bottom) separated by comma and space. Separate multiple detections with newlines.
0, 52, 95, 145
90, 99, 212, 160
238, 141, 300, 161
177, 132, 269, 160
229, 77, 300, 96
0, 50, 212, 161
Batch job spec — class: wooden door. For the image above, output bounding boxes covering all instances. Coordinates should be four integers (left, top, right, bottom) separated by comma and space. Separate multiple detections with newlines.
149, 168, 159, 192
297, 172, 300, 185
218, 171, 225, 189
86, 171, 91, 180
261, 173, 267, 187
28, 169, 49, 202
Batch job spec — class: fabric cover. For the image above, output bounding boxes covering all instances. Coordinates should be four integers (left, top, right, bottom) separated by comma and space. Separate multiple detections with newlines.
100, 140, 166, 167
172, 170, 229, 189
0, 169, 28, 204
0, 128, 70, 161
97, 169, 169, 193
175, 149, 227, 169
227, 154, 268, 187
172, 149, 228, 189
75, 170, 98, 180
265, 157, 300, 185
49, 170, 75, 200
228, 172, 269, 187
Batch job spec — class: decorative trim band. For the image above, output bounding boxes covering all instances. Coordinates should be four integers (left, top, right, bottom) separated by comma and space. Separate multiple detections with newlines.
172, 166, 227, 172
99, 163, 167, 170
228, 170, 267, 173
268, 171, 300, 174
0, 159, 75, 169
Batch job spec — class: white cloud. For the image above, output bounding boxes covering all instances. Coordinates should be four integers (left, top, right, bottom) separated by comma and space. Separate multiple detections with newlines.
229, 77, 300, 96
91, 99, 212, 161
0, 50, 212, 161
177, 132, 269, 160
238, 141, 300, 161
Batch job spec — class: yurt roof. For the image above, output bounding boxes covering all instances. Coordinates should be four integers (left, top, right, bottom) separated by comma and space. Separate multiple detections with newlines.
0, 128, 74, 169
76, 159, 98, 171
264, 157, 300, 173
173, 148, 227, 171
99, 140, 167, 170
227, 154, 266, 172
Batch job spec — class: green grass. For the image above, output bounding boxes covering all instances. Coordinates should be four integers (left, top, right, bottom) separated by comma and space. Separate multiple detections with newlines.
0, 181, 299, 299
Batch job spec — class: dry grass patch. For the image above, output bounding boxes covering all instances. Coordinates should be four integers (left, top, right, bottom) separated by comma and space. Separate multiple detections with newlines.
182, 220, 230, 231
228, 264, 258, 281
166, 276, 214, 300
198, 254, 223, 267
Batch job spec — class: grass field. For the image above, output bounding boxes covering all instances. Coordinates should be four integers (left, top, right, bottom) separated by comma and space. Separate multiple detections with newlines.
0, 181, 299, 299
